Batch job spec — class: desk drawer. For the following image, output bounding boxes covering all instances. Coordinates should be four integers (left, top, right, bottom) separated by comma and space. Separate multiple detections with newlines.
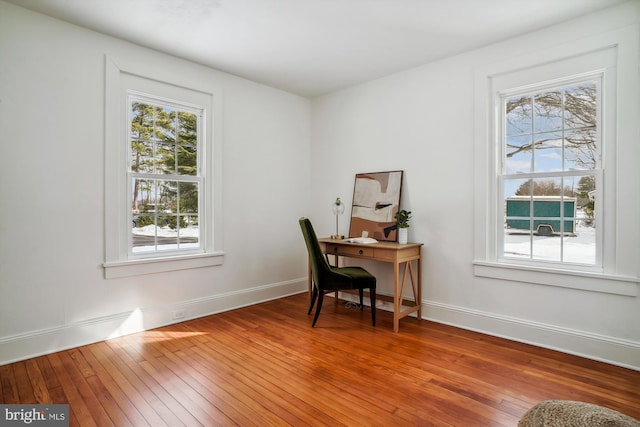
372, 248, 396, 261
326, 245, 374, 257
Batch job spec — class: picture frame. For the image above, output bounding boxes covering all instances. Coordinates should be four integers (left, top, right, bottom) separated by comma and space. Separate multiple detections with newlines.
349, 170, 403, 241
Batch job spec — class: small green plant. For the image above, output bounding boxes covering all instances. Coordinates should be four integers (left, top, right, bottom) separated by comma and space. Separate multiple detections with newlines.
395, 210, 412, 228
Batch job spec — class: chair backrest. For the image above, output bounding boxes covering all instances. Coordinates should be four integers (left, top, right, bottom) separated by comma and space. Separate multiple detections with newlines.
299, 218, 333, 289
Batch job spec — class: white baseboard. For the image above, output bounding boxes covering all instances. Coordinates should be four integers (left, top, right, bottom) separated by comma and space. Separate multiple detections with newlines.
336, 291, 639, 370
423, 300, 640, 371
0, 278, 307, 366
4, 283, 637, 372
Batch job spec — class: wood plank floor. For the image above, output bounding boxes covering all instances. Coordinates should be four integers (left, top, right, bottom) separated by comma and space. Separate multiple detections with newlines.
1, 293, 639, 426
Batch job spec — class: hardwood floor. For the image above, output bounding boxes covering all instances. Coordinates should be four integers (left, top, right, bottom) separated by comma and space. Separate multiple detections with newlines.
2, 293, 639, 426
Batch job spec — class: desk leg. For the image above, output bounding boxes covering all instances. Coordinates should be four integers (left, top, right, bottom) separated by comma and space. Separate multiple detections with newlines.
393, 261, 400, 333
417, 256, 422, 320
332, 254, 339, 301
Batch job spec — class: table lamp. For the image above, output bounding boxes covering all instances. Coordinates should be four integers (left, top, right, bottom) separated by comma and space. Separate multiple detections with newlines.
331, 197, 345, 239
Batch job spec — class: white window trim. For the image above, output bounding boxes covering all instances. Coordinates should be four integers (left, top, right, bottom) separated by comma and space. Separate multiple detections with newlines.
472, 26, 640, 296
104, 55, 224, 278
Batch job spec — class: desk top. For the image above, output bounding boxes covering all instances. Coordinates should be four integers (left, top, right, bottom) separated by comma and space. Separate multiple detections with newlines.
318, 237, 423, 249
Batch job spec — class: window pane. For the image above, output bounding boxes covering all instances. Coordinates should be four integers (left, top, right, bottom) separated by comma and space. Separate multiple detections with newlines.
565, 175, 596, 264
131, 102, 154, 139
506, 195, 533, 232
179, 216, 199, 248
506, 95, 532, 137
132, 178, 157, 214
157, 142, 176, 174
132, 214, 159, 253
177, 111, 198, 176
504, 178, 531, 199
177, 145, 197, 175
532, 232, 561, 261
533, 177, 562, 197
533, 131, 563, 172
504, 230, 532, 260
178, 111, 197, 146
565, 128, 596, 171
155, 214, 177, 252
533, 90, 563, 133
505, 135, 532, 174
159, 180, 177, 213
178, 181, 199, 248
156, 108, 176, 142
504, 178, 532, 258
130, 140, 153, 173
564, 84, 596, 129
178, 181, 198, 214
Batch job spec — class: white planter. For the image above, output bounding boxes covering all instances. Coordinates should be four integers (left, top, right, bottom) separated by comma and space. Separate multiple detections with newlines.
398, 228, 408, 244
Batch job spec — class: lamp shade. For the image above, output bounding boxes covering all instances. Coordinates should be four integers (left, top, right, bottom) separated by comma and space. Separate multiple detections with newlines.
332, 197, 345, 215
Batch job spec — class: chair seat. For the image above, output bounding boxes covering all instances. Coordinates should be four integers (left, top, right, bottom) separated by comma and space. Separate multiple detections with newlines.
332, 267, 376, 286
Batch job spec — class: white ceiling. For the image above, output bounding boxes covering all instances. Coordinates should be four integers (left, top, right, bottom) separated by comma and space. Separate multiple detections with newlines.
6, 0, 627, 97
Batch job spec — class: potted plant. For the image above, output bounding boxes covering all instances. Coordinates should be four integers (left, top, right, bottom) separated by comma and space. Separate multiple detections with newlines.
394, 210, 411, 244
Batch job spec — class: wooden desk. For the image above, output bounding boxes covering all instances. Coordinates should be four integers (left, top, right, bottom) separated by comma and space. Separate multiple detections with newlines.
315, 238, 423, 332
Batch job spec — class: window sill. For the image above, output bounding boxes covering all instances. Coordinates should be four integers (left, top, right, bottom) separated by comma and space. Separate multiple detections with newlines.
472, 260, 638, 297
104, 252, 224, 279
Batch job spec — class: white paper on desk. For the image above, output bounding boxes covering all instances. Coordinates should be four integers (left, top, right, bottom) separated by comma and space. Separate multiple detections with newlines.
346, 237, 378, 244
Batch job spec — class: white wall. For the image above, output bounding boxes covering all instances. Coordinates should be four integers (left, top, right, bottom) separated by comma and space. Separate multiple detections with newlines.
1, 0, 639, 370
311, 2, 640, 369
0, 1, 310, 364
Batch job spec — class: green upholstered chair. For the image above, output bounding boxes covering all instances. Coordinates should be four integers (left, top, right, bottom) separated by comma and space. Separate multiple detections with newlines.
299, 217, 376, 327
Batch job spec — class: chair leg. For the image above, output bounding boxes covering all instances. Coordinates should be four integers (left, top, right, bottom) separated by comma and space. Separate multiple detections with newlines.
308, 287, 318, 315
359, 289, 364, 311
370, 287, 376, 326
311, 292, 324, 327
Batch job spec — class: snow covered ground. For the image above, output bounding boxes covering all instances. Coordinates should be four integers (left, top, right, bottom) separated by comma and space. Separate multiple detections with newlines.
133, 224, 199, 238
504, 216, 596, 265
132, 216, 597, 265
131, 224, 200, 253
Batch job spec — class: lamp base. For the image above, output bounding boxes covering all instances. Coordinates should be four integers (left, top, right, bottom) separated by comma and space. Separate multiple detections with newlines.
330, 234, 344, 240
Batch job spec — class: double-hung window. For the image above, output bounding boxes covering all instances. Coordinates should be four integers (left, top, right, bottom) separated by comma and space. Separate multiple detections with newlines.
473, 27, 640, 295
499, 78, 600, 267
104, 56, 223, 278
128, 94, 203, 256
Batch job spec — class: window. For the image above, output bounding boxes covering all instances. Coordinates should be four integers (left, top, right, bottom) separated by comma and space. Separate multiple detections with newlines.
472, 27, 640, 295
128, 94, 203, 256
500, 78, 600, 267
104, 55, 223, 278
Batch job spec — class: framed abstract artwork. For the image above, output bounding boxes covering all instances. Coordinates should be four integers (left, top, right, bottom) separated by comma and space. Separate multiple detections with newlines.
349, 170, 403, 241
